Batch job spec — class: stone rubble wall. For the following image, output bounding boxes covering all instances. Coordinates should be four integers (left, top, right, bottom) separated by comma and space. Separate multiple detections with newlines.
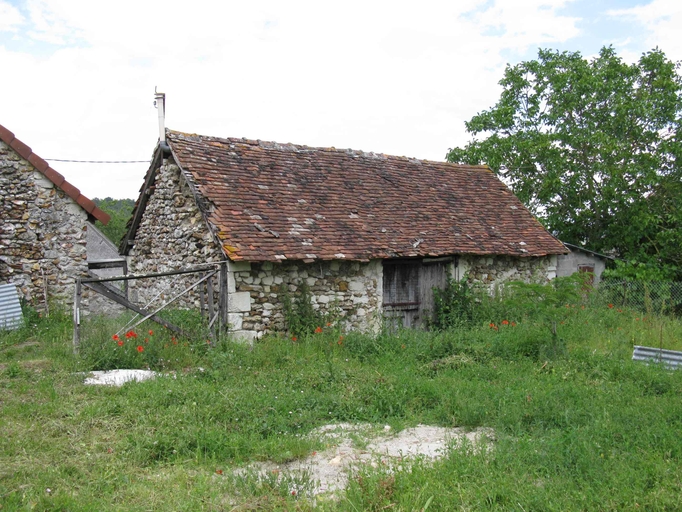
458, 254, 557, 291
228, 259, 383, 341
127, 161, 224, 312
0, 140, 88, 308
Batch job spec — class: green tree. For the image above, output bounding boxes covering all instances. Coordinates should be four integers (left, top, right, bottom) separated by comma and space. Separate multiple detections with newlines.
447, 47, 682, 280
93, 197, 135, 245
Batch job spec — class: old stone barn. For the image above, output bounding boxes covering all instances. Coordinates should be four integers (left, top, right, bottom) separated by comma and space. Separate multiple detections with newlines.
0, 123, 112, 308
122, 130, 567, 341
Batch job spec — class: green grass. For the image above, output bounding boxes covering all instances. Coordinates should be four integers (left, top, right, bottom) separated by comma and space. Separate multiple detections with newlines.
1, 304, 681, 510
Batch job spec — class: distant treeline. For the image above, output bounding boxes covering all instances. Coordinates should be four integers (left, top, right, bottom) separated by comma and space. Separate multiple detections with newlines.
93, 197, 135, 245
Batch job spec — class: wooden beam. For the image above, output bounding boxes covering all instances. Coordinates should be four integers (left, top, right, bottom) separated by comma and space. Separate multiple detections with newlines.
120, 148, 164, 255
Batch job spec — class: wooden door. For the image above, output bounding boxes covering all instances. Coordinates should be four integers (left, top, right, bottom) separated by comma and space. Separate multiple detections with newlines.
382, 259, 448, 329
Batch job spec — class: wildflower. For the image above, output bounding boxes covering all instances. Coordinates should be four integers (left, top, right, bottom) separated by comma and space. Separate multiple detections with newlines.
117, 341, 124, 347
511, 322, 517, 327
315, 326, 323, 334
337, 340, 343, 346
171, 336, 176, 342
144, 337, 149, 343
291, 490, 297, 496
137, 345, 144, 353
173, 340, 178, 345
215, 469, 223, 475
502, 319, 509, 325
326, 322, 332, 327
608, 304, 614, 309
125, 330, 138, 339
112, 334, 120, 341
148, 330, 154, 336
489, 322, 497, 329
291, 336, 297, 342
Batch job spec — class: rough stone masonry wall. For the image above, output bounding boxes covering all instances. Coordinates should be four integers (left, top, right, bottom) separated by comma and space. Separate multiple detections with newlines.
228, 259, 383, 341
0, 140, 88, 307
0, 142, 126, 315
459, 254, 558, 290
127, 161, 224, 309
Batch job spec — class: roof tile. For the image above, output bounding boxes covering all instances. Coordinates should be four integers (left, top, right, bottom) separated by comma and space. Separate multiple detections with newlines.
165, 130, 566, 262
0, 123, 110, 225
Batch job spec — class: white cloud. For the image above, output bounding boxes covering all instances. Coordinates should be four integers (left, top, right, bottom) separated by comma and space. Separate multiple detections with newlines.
0, 1, 25, 31
1, 0, 650, 199
609, 0, 682, 60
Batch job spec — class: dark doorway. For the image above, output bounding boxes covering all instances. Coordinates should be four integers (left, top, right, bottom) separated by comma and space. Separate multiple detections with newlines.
382, 258, 450, 329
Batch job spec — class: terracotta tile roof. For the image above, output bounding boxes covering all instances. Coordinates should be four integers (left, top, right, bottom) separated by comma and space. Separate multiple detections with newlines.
0, 123, 110, 225
166, 130, 566, 262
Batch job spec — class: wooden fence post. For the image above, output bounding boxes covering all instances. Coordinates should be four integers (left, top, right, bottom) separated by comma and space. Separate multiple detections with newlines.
219, 263, 228, 332
72, 278, 81, 354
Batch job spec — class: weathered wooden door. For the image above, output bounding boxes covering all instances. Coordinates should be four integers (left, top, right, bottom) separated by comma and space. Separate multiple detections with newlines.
382, 259, 448, 329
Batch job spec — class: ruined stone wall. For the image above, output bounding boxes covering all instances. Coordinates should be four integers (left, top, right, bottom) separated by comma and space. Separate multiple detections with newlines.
0, 140, 88, 307
458, 254, 557, 290
127, 161, 223, 309
228, 259, 383, 341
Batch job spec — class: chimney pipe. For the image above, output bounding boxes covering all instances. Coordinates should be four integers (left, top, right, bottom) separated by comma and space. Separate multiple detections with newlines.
154, 88, 170, 152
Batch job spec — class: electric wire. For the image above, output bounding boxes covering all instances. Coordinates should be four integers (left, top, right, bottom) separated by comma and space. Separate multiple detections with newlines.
44, 158, 150, 164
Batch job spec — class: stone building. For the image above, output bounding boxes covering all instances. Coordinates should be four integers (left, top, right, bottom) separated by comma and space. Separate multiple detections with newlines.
0, 123, 111, 308
122, 127, 567, 341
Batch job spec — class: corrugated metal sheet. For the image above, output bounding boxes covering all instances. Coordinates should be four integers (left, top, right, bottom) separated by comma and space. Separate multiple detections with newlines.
0, 283, 23, 330
632, 345, 682, 369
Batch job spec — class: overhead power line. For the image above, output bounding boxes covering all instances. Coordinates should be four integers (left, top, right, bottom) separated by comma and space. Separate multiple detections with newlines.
44, 158, 150, 164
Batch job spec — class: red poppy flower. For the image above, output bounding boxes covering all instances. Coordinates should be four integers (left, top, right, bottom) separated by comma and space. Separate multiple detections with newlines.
489, 323, 496, 329
502, 320, 509, 325
171, 336, 176, 342
326, 322, 332, 327
216, 469, 223, 475
148, 330, 154, 336
291, 336, 297, 342
337, 340, 343, 346
608, 304, 614, 309
315, 326, 323, 334
511, 322, 517, 327
117, 341, 124, 346
137, 345, 144, 353
173, 341, 178, 345
112, 334, 120, 341
144, 337, 149, 343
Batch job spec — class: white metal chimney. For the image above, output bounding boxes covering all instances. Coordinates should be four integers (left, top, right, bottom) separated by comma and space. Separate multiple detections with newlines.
154, 87, 166, 146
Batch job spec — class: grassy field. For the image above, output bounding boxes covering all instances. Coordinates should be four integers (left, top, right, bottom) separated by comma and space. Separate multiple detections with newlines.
1, 297, 682, 511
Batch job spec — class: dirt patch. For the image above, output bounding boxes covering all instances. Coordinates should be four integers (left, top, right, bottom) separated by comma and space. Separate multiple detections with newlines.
234, 423, 494, 497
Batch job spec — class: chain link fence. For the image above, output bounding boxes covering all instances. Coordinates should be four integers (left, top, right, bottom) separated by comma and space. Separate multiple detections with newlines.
597, 278, 682, 317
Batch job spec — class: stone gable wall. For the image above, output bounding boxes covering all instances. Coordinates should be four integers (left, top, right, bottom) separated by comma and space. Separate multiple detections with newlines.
0, 140, 88, 307
127, 161, 224, 309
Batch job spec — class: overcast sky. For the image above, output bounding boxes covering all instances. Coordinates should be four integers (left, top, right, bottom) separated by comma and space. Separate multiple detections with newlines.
1, 0, 681, 199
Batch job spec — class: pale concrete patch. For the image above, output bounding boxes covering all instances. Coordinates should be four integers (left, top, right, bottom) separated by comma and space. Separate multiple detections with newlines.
83, 369, 160, 387
234, 423, 494, 497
